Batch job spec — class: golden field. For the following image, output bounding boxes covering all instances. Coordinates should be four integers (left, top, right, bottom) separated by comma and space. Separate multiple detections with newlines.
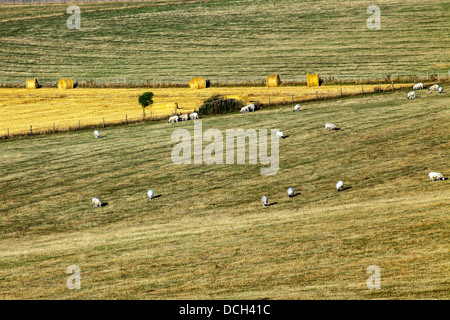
0, 84, 415, 136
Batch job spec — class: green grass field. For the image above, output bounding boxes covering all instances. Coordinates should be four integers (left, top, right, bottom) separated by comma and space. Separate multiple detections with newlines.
1, 89, 449, 299
0, 0, 449, 83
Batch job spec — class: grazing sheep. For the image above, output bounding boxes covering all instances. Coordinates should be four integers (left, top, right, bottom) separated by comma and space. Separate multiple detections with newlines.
438, 86, 444, 94
293, 104, 301, 112
276, 131, 284, 139
92, 197, 102, 208
407, 91, 416, 99
428, 84, 439, 92
147, 190, 154, 200
261, 196, 268, 207
168, 115, 179, 123
179, 114, 189, 121
325, 123, 337, 131
247, 104, 256, 112
428, 172, 445, 181
240, 106, 249, 113
287, 187, 294, 197
412, 83, 423, 90
190, 112, 199, 120
336, 181, 344, 191
94, 130, 100, 138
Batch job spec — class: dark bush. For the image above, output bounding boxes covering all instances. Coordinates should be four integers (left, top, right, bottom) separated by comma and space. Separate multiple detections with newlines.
198, 94, 245, 116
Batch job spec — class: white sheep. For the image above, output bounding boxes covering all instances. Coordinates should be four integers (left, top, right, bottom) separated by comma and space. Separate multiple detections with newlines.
336, 181, 344, 191
407, 91, 416, 99
428, 84, 439, 92
179, 114, 189, 121
246, 104, 255, 112
276, 131, 284, 139
147, 190, 154, 200
92, 197, 102, 208
94, 130, 100, 138
325, 123, 337, 131
168, 115, 179, 123
412, 83, 423, 90
428, 172, 445, 181
190, 112, 199, 120
261, 196, 268, 207
240, 106, 249, 113
438, 86, 444, 94
293, 104, 301, 112
287, 187, 294, 197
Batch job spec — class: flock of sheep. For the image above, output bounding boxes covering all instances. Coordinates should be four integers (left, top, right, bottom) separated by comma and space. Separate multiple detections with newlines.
168, 112, 199, 123
258, 86, 446, 208
90, 85, 446, 208
407, 83, 444, 99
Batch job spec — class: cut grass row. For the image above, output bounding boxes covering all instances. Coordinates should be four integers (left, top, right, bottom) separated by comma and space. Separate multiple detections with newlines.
0, 0, 449, 82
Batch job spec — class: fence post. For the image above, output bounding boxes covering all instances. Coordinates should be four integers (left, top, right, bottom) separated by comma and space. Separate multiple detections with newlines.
362, 84, 364, 94
30, 125, 32, 135
150, 112, 152, 121
392, 82, 394, 91
103, 117, 105, 127
7, 128, 9, 138
126, 114, 127, 124
268, 97, 270, 106
291, 94, 294, 103
53, 122, 55, 132
340, 87, 342, 97
379, 83, 381, 93
316, 91, 318, 101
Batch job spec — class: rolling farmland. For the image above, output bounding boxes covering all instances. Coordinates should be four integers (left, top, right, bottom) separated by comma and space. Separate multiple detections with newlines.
1, 0, 449, 301
0, 0, 449, 83
1, 91, 449, 299
0, 83, 416, 136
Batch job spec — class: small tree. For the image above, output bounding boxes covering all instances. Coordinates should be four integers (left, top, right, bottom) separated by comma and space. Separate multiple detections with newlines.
138, 92, 154, 119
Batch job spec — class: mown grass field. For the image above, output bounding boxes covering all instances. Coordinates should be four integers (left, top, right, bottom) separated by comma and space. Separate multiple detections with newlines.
0, 90, 449, 299
0, 83, 416, 136
0, 0, 449, 83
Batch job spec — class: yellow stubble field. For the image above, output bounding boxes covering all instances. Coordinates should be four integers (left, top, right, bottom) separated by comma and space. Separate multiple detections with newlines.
0, 84, 414, 136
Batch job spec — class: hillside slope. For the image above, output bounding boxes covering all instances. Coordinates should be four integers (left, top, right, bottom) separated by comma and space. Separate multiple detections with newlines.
0, 90, 449, 299
0, 0, 449, 82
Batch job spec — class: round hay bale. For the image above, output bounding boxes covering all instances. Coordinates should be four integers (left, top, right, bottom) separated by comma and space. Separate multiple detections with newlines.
189, 77, 209, 89
58, 78, 74, 89
307, 74, 319, 87
266, 74, 281, 87
26, 79, 39, 89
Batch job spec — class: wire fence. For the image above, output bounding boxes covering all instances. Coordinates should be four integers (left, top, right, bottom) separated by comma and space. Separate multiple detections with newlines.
1, 71, 449, 88
1, 82, 425, 139
0, 0, 158, 4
